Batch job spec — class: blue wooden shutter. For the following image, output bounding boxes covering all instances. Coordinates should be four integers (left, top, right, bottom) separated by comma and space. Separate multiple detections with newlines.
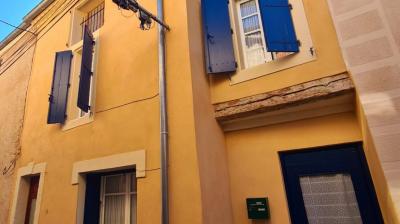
83, 174, 101, 224
78, 25, 94, 112
259, 0, 299, 52
47, 50, 73, 124
202, 0, 236, 74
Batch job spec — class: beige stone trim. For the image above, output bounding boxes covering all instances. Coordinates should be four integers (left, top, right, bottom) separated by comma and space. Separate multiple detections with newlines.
9, 162, 47, 224
215, 73, 354, 121
220, 94, 355, 131
72, 150, 146, 224
71, 150, 146, 185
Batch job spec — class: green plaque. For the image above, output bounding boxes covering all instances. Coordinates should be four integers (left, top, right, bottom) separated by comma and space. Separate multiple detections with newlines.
246, 198, 270, 219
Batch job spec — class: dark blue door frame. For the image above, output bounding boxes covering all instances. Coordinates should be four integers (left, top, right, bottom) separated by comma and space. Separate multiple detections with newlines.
279, 142, 383, 224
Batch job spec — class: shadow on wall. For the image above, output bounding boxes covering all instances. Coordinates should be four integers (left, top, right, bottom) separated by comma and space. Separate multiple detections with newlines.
362, 91, 400, 128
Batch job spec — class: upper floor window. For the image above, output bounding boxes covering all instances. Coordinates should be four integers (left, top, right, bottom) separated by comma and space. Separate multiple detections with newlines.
237, 0, 293, 68
237, 0, 271, 68
47, 0, 102, 127
47, 27, 98, 126
202, 0, 316, 83
70, 0, 104, 45
80, 1, 105, 38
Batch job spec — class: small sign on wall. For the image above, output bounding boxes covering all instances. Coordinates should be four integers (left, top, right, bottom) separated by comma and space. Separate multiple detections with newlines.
246, 198, 270, 219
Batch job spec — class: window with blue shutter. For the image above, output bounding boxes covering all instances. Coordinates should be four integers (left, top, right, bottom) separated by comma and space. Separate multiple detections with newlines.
77, 25, 95, 112
47, 50, 73, 124
201, 0, 237, 74
259, 0, 299, 52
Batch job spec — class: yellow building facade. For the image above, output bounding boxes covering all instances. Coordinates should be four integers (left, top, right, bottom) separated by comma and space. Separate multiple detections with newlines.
2, 0, 399, 223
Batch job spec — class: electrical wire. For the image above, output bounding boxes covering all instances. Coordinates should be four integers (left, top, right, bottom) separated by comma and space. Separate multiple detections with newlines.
1, 0, 160, 114
59, 92, 160, 133
96, 93, 159, 113
0, 0, 162, 173
137, 167, 161, 172
0, 0, 80, 77
0, 0, 73, 64
0, 0, 159, 73
0, 0, 65, 61
0, 19, 37, 35
0, 1, 69, 71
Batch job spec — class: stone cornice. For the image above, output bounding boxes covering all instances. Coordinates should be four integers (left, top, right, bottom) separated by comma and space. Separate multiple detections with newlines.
215, 73, 354, 121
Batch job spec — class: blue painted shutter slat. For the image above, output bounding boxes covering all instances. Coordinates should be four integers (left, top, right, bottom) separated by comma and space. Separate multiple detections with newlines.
202, 0, 236, 74
83, 174, 101, 224
78, 26, 94, 112
259, 0, 299, 52
47, 50, 73, 124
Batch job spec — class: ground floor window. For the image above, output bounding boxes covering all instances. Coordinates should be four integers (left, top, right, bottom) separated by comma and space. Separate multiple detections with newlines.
100, 173, 137, 224
83, 171, 136, 224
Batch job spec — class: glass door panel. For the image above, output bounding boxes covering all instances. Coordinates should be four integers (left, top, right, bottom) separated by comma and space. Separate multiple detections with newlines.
299, 174, 362, 224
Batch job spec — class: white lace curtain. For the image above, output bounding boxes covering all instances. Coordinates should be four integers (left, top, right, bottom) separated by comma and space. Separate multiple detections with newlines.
102, 173, 136, 224
300, 174, 363, 224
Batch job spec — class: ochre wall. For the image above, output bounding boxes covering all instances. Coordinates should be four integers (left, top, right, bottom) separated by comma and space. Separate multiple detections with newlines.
17, 0, 206, 223
0, 34, 35, 224
184, 0, 393, 222
9, 0, 396, 223
186, 0, 234, 222
225, 112, 362, 224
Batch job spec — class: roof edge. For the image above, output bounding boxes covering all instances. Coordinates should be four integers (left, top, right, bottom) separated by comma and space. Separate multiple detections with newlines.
0, 0, 55, 51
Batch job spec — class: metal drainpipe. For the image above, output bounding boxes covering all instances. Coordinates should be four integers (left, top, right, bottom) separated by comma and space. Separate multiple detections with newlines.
157, 0, 168, 223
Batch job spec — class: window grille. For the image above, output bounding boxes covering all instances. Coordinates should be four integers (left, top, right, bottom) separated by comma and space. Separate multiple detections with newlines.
80, 2, 104, 38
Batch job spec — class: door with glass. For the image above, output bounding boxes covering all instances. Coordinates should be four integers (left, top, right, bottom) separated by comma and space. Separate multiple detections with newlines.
280, 143, 383, 224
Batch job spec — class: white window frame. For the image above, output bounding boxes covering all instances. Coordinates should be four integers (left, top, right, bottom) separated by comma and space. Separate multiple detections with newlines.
9, 162, 46, 224
62, 30, 99, 131
63, 0, 103, 130
236, 0, 273, 68
99, 173, 137, 224
229, 0, 316, 84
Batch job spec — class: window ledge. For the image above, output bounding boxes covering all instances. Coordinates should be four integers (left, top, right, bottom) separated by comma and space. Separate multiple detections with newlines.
62, 113, 94, 131
230, 49, 316, 84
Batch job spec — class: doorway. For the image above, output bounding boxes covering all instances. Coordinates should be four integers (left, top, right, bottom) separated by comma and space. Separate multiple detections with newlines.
280, 143, 383, 224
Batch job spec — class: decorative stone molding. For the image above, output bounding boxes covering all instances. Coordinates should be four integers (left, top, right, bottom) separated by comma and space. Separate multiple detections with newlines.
215, 73, 354, 121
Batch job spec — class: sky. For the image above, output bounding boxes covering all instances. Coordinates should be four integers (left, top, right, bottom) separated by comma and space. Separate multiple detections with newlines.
0, 0, 42, 42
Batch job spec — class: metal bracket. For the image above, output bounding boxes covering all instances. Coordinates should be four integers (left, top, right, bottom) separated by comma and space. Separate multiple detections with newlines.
48, 94, 53, 102
113, 0, 170, 31
309, 47, 315, 56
